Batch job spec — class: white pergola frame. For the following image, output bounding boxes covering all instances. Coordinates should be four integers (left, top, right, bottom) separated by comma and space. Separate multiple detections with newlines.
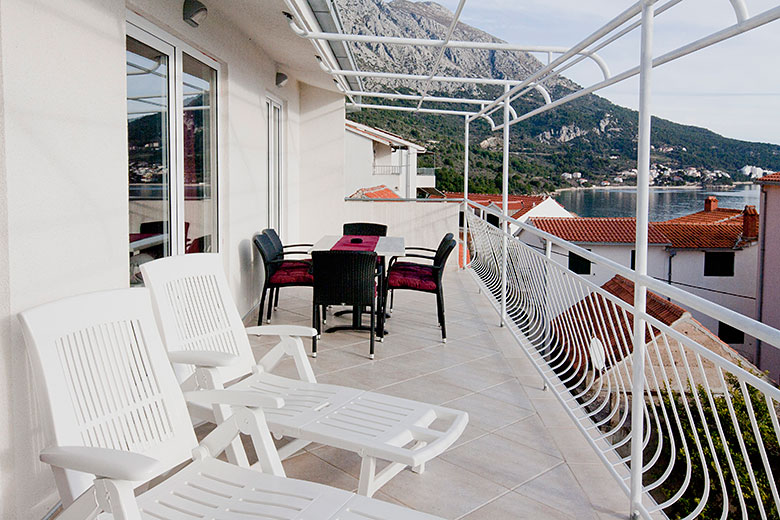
282, 0, 780, 517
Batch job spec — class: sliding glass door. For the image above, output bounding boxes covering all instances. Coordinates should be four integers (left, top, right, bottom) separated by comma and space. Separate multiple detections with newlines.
126, 18, 219, 284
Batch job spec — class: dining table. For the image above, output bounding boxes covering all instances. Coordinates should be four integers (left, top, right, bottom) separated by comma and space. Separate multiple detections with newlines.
309, 234, 405, 336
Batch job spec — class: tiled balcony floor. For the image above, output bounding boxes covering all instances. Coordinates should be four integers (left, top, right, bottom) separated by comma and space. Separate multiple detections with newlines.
246, 268, 630, 520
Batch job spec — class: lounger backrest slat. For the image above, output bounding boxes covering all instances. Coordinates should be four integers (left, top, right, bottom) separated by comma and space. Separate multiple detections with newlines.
141, 253, 255, 384
19, 288, 197, 504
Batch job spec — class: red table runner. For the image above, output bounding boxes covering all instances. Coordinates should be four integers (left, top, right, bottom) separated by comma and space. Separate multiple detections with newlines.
331, 235, 379, 252
129, 233, 158, 243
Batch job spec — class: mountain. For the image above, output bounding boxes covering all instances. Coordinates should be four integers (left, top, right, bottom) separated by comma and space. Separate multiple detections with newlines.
337, 0, 780, 194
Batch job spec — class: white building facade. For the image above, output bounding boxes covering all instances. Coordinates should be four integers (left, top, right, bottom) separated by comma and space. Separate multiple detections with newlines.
344, 121, 428, 199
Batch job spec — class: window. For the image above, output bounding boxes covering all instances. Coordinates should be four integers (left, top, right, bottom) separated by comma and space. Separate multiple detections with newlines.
569, 251, 591, 275
630, 249, 636, 270
718, 321, 744, 344
126, 16, 219, 284
704, 251, 735, 277
267, 98, 283, 232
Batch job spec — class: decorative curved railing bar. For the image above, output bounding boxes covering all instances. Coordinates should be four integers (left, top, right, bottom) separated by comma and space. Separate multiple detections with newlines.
465, 201, 780, 520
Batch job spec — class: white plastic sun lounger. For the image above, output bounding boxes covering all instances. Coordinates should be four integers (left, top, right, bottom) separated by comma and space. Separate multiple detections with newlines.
141, 253, 469, 497
19, 288, 443, 520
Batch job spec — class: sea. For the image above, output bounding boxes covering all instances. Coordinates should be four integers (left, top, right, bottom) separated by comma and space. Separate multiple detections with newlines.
553, 184, 760, 221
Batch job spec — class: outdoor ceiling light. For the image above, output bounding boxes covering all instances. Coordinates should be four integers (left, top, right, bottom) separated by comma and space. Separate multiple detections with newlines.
275, 72, 289, 88
183, 0, 208, 28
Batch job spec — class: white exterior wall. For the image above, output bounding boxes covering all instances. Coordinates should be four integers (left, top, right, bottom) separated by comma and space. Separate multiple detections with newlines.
0, 1, 343, 516
539, 244, 668, 287
757, 185, 780, 380
344, 132, 402, 196
509, 198, 572, 234
343, 201, 458, 250
670, 247, 758, 358
297, 84, 347, 243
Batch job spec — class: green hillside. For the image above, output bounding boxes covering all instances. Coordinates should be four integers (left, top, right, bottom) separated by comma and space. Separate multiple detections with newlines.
348, 88, 780, 195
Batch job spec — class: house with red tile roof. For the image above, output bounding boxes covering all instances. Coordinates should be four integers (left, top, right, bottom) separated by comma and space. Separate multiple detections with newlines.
523, 196, 760, 361
754, 173, 780, 381
345, 121, 427, 199
444, 191, 572, 235
347, 185, 401, 199
552, 275, 760, 393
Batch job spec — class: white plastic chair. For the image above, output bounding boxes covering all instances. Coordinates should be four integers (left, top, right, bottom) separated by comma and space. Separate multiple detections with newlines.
19, 288, 443, 520
141, 253, 469, 497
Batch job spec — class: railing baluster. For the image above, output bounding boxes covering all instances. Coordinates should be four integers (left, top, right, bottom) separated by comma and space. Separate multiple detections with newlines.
463, 203, 780, 520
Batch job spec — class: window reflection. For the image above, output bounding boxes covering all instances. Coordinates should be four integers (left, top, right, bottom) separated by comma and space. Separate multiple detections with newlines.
127, 36, 172, 284
182, 53, 217, 254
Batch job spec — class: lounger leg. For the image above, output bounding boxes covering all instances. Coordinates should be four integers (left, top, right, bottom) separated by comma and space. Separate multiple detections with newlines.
358, 457, 377, 497
412, 441, 427, 474
273, 286, 280, 309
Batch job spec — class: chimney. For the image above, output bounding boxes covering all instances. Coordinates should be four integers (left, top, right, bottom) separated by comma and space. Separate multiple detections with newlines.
743, 205, 759, 239
705, 196, 718, 212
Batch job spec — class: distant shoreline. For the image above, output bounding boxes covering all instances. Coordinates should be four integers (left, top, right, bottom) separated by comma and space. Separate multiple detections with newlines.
552, 181, 754, 195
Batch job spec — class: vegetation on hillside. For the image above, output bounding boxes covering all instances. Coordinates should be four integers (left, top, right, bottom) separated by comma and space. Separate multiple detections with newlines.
348, 88, 780, 195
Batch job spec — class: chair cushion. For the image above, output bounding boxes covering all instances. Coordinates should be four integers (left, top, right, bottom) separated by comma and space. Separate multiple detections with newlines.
270, 261, 313, 285
388, 263, 437, 292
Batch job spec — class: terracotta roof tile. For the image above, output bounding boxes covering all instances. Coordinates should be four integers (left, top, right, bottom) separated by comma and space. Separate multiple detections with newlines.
348, 185, 400, 199
444, 191, 548, 218
663, 207, 742, 225
530, 217, 670, 245
756, 172, 780, 184
652, 222, 746, 249
553, 275, 688, 376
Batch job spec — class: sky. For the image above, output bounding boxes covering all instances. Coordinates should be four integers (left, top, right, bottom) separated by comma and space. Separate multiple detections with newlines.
436, 0, 780, 148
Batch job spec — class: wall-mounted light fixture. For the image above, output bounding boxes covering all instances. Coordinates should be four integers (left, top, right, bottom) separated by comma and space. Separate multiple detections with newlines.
275, 72, 289, 88
183, 0, 208, 28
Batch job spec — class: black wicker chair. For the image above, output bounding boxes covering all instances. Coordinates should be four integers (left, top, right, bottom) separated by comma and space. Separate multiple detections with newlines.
253, 233, 313, 326
384, 234, 456, 343
262, 228, 312, 311
342, 222, 388, 236
312, 250, 380, 359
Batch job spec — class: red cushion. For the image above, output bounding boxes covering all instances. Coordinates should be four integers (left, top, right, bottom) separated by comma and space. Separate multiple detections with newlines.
269, 262, 313, 285
388, 263, 437, 292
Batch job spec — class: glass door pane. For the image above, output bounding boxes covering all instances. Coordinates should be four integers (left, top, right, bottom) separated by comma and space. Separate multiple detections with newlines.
127, 35, 173, 284
182, 53, 217, 254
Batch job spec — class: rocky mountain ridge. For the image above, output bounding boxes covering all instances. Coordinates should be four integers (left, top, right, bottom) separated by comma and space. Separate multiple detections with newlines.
336, 0, 780, 193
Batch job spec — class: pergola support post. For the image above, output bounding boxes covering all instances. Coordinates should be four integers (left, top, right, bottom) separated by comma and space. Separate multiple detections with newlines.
462, 115, 470, 270
630, 1, 655, 518
500, 85, 509, 327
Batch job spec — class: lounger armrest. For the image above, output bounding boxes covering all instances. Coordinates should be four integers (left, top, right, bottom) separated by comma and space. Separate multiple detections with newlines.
40, 446, 161, 482
405, 246, 436, 253
246, 325, 318, 338
283, 243, 314, 249
168, 350, 241, 368
183, 389, 285, 410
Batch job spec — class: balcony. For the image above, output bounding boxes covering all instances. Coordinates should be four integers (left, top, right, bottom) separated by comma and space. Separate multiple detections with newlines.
240, 267, 628, 519
303, 198, 780, 520
373, 165, 403, 176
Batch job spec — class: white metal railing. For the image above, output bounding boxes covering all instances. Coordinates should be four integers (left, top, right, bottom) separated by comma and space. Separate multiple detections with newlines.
464, 200, 780, 520
373, 165, 403, 176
